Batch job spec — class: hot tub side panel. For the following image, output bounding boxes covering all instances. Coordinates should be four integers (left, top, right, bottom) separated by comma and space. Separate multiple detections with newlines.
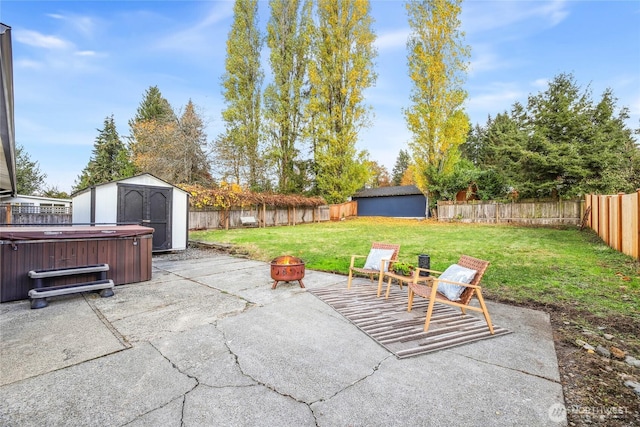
0, 234, 152, 303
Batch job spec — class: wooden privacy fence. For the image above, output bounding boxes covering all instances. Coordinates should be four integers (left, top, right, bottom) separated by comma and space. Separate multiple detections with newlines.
329, 201, 357, 221
189, 205, 330, 230
585, 191, 640, 260
437, 200, 583, 225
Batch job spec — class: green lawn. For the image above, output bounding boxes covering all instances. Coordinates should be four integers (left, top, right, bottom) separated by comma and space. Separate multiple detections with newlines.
190, 217, 640, 322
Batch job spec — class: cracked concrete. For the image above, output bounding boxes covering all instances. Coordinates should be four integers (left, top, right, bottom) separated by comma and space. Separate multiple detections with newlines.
0, 253, 566, 426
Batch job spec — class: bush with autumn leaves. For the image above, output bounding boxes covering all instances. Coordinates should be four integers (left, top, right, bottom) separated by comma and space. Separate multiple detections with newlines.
179, 183, 326, 210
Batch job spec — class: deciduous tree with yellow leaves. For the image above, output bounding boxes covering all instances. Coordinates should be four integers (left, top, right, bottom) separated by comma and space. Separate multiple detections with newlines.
404, 0, 470, 200
264, 0, 313, 194
219, 0, 265, 191
307, 0, 377, 204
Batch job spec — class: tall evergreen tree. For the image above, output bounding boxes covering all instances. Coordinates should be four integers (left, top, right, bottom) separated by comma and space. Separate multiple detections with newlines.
219, 0, 264, 189
129, 86, 177, 180
520, 73, 593, 198
404, 0, 470, 199
130, 85, 176, 124
391, 149, 411, 186
15, 143, 47, 195
175, 100, 212, 185
578, 88, 638, 194
460, 123, 485, 166
476, 110, 527, 188
307, 0, 377, 203
264, 0, 312, 193
465, 73, 640, 199
74, 115, 133, 192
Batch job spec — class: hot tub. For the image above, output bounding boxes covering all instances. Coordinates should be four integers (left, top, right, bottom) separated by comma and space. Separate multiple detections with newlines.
0, 225, 154, 302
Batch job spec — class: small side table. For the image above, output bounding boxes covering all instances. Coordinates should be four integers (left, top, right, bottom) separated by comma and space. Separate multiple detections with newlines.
379, 270, 431, 299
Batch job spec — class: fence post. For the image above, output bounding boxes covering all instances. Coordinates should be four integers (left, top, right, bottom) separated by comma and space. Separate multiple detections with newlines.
558, 200, 563, 222
587, 195, 592, 229
604, 196, 610, 244
616, 193, 624, 251
591, 195, 596, 230
592, 195, 596, 229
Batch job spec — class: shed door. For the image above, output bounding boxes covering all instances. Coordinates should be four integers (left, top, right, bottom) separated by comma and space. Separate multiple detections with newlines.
117, 184, 172, 251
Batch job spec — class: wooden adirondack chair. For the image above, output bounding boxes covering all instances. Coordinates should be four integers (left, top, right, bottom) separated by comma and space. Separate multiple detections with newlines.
347, 242, 400, 295
407, 255, 494, 334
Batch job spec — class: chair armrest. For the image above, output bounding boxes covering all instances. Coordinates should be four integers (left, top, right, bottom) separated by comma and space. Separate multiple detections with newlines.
379, 258, 392, 271
350, 254, 367, 268
432, 277, 482, 290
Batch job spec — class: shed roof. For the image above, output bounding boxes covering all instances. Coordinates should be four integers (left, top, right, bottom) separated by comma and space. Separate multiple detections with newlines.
353, 185, 423, 198
72, 173, 189, 197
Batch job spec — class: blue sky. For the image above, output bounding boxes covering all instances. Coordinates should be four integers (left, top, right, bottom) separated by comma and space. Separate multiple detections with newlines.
1, 0, 639, 194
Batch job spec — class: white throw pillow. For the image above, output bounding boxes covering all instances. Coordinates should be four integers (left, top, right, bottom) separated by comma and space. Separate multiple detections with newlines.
437, 264, 477, 301
363, 248, 396, 272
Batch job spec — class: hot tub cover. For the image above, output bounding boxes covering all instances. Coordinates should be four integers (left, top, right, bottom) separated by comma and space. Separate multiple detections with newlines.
0, 225, 154, 242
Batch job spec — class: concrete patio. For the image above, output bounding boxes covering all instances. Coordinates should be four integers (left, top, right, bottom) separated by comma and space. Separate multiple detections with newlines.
0, 251, 567, 426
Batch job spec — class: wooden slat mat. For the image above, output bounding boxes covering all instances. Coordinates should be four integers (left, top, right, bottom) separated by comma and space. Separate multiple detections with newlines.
309, 284, 511, 358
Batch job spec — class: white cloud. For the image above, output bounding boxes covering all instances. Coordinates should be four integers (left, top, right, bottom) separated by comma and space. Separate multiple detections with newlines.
463, 0, 570, 35
468, 44, 520, 75
75, 50, 97, 57
14, 25, 105, 73
152, 2, 234, 54
47, 13, 98, 38
375, 28, 409, 51
466, 82, 527, 123
539, 0, 570, 26
531, 78, 549, 89
15, 30, 72, 49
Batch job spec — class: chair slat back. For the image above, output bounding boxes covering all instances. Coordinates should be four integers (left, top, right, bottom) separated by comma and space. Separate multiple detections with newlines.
456, 255, 490, 305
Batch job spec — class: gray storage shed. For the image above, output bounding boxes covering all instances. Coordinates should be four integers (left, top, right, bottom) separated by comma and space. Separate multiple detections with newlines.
72, 174, 189, 252
352, 185, 428, 218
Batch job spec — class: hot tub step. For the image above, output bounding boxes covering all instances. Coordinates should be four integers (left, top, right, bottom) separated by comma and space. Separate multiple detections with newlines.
28, 279, 115, 309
